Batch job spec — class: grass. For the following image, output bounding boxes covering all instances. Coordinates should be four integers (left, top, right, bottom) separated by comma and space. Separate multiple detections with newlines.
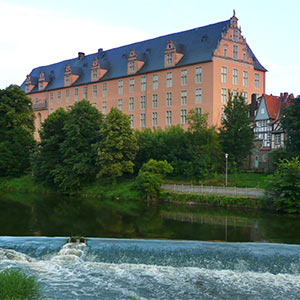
0, 268, 41, 300
165, 172, 270, 189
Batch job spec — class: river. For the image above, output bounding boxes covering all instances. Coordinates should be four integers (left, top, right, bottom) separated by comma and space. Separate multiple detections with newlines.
1, 192, 300, 299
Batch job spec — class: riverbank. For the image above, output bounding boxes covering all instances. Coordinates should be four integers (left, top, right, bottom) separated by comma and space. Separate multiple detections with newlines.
0, 175, 269, 210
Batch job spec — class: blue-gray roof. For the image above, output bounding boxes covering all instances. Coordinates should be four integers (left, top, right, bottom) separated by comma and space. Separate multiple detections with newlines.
21, 19, 266, 93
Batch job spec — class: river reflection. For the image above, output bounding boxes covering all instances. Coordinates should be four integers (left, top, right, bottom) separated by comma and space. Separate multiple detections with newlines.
1, 192, 300, 244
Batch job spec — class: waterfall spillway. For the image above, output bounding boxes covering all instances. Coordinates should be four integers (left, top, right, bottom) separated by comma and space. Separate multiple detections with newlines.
1, 237, 300, 300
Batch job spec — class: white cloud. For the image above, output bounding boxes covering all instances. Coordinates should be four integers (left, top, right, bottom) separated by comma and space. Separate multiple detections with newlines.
0, 2, 152, 88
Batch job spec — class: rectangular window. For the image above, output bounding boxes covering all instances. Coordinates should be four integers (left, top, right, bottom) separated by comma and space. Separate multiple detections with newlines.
166, 53, 173, 65
221, 88, 227, 104
140, 113, 146, 128
65, 75, 70, 85
141, 76, 146, 92
224, 45, 228, 57
243, 50, 247, 62
255, 73, 260, 89
196, 107, 202, 115
166, 110, 172, 125
166, 72, 173, 88
221, 66, 227, 83
152, 112, 158, 127
83, 86, 88, 99
233, 69, 238, 85
195, 88, 202, 104
152, 94, 158, 108
129, 97, 134, 111
233, 45, 238, 60
39, 82, 43, 90
140, 96, 146, 110
102, 83, 107, 97
92, 102, 97, 108
152, 74, 158, 90
118, 80, 123, 95
181, 90, 187, 105
180, 109, 187, 124
129, 61, 135, 73
243, 71, 248, 87
117, 99, 123, 111
49, 93, 54, 105
50, 108, 54, 114
57, 91, 61, 104
129, 114, 134, 128
66, 90, 70, 102
92, 69, 98, 80
232, 90, 238, 97
195, 66, 202, 83
74, 88, 79, 102
181, 69, 187, 86
129, 78, 135, 93
102, 101, 107, 114
275, 134, 281, 145
242, 91, 248, 104
166, 92, 172, 107
93, 85, 98, 98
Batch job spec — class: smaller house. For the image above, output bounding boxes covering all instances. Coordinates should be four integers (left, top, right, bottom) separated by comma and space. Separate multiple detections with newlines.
249, 92, 294, 171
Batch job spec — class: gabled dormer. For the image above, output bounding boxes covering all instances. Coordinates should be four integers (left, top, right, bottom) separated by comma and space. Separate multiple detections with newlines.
127, 49, 144, 74
25, 75, 37, 93
64, 64, 80, 86
91, 57, 108, 81
38, 71, 50, 91
213, 11, 253, 64
164, 40, 184, 68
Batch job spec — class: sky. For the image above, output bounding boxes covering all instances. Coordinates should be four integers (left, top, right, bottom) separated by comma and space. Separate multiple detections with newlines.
0, 0, 299, 96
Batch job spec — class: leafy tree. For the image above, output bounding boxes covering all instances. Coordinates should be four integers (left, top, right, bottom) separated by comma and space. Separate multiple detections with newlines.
281, 96, 300, 158
0, 85, 35, 176
266, 157, 300, 213
33, 108, 68, 186
219, 92, 254, 170
55, 100, 103, 192
187, 110, 222, 178
96, 107, 138, 182
136, 159, 173, 201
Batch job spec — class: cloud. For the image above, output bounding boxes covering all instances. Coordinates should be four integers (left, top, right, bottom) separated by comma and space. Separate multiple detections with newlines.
0, 2, 152, 88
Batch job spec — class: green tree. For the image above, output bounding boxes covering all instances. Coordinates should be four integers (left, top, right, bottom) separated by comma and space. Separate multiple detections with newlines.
187, 110, 222, 178
281, 96, 300, 159
0, 85, 35, 176
33, 108, 68, 187
55, 100, 103, 192
136, 159, 173, 201
219, 92, 254, 170
266, 157, 300, 213
96, 107, 138, 182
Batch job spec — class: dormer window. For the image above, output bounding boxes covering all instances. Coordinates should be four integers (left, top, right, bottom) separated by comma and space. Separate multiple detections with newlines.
92, 69, 98, 80
39, 82, 43, 90
127, 49, 144, 74
166, 53, 173, 65
129, 61, 135, 73
164, 40, 183, 68
65, 74, 70, 85
64, 64, 80, 86
25, 74, 35, 93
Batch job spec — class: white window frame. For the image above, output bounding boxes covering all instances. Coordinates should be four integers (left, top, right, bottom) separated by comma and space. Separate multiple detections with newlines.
195, 66, 202, 84
221, 66, 227, 83
118, 80, 123, 95
83, 86, 88, 100
74, 88, 79, 102
49, 93, 54, 105
221, 88, 227, 104
166, 92, 172, 107
140, 113, 146, 128
102, 83, 107, 97
140, 96, 146, 110
129, 97, 134, 111
66, 89, 70, 102
181, 69, 187, 86
195, 88, 202, 104
152, 112, 158, 127
166, 110, 172, 125
117, 99, 123, 111
93, 85, 98, 99
255, 73, 260, 89
152, 94, 158, 108
129, 78, 135, 93
166, 72, 173, 88
233, 69, 238, 85
129, 114, 134, 128
180, 109, 187, 124
181, 90, 187, 105
57, 91, 61, 104
233, 45, 238, 60
141, 76, 146, 92
243, 71, 248, 87
102, 101, 107, 114
152, 74, 158, 90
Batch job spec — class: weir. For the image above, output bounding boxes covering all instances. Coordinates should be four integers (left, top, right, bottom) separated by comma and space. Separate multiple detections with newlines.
1, 237, 300, 299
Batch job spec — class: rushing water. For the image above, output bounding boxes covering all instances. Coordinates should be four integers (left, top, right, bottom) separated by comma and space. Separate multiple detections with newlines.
1, 192, 300, 299
1, 237, 300, 300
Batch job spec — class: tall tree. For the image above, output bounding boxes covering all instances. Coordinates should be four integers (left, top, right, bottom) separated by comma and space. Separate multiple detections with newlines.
187, 110, 222, 177
55, 100, 103, 192
0, 85, 35, 176
219, 92, 254, 169
33, 108, 68, 186
281, 96, 300, 158
96, 107, 138, 182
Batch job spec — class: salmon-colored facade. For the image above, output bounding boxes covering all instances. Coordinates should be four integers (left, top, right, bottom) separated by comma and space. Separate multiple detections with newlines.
22, 13, 266, 138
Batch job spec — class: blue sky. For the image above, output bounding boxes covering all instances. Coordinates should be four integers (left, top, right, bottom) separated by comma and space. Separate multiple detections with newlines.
0, 0, 299, 96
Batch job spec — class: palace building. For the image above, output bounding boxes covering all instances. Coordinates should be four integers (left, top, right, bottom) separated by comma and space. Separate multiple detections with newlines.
21, 12, 266, 135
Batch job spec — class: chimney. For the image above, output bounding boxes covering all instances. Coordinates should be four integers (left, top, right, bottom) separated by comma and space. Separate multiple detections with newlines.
98, 48, 104, 57
78, 52, 85, 60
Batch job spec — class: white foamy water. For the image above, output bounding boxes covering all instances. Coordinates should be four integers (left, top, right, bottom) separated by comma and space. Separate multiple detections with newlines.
1, 237, 300, 299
